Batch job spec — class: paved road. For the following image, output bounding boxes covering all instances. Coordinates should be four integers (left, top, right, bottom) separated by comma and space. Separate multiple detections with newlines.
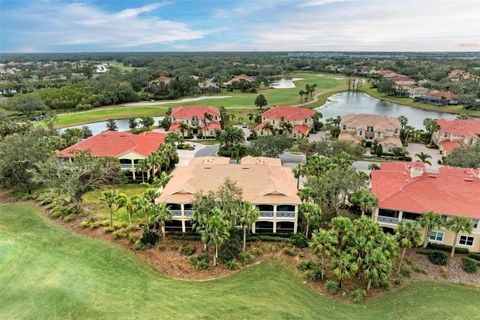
195, 144, 219, 157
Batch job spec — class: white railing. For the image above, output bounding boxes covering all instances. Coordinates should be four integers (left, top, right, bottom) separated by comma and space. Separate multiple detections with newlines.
377, 215, 399, 225
171, 210, 182, 217
120, 163, 133, 169
184, 210, 193, 217
402, 218, 419, 224
276, 211, 295, 218
259, 211, 274, 217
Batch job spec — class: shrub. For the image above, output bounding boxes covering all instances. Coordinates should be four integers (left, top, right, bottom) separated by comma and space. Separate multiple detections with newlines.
189, 253, 210, 270
239, 252, 254, 265
393, 278, 402, 286
303, 268, 323, 281
411, 265, 428, 274
467, 253, 480, 261
79, 221, 91, 228
250, 247, 264, 256
428, 251, 448, 266
128, 233, 139, 244
103, 226, 114, 233
297, 260, 317, 271
400, 265, 412, 277
440, 266, 449, 278
247, 235, 290, 242
428, 243, 469, 254
179, 244, 196, 256
283, 246, 299, 256
350, 289, 366, 303
462, 257, 478, 273
325, 281, 338, 294
290, 233, 308, 248
225, 260, 238, 270
140, 229, 160, 246
415, 248, 429, 255
112, 229, 128, 239
219, 230, 243, 263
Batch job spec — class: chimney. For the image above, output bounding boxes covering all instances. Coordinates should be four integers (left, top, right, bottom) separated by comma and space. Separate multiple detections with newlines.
410, 166, 424, 178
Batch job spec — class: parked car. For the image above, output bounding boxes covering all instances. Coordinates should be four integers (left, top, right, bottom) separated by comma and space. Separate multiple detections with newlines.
242, 123, 248, 128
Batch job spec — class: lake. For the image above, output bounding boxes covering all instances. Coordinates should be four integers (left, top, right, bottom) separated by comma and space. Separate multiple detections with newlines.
316, 92, 456, 129
59, 116, 165, 135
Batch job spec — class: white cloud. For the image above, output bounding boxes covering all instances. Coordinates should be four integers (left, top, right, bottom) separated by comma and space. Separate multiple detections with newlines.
299, 0, 348, 7
9, 2, 208, 49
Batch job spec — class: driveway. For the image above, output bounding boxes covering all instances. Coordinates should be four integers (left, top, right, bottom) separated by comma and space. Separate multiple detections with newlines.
176, 142, 208, 167
406, 143, 442, 167
195, 144, 219, 157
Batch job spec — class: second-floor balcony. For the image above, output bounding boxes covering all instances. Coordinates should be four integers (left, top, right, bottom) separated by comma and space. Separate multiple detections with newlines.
171, 210, 182, 217
259, 211, 274, 218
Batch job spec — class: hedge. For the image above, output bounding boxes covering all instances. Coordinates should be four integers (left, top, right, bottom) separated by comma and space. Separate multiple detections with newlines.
467, 252, 480, 261
427, 243, 469, 254
462, 257, 478, 273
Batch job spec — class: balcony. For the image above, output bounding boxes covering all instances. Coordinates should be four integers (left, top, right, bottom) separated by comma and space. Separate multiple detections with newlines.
259, 211, 274, 218
120, 163, 134, 170
184, 210, 193, 217
276, 211, 295, 218
171, 210, 182, 217
377, 215, 399, 225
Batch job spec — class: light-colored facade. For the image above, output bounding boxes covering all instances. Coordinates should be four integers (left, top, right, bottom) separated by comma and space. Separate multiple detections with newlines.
371, 162, 480, 253
338, 113, 402, 151
253, 106, 316, 138
433, 119, 480, 156
157, 156, 302, 233
168, 105, 221, 138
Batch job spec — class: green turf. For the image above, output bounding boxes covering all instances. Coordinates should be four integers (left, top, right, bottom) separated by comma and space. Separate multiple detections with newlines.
1, 202, 479, 320
51, 73, 348, 128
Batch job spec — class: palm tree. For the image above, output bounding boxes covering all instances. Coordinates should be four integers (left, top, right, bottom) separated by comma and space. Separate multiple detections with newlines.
117, 193, 135, 227
135, 188, 159, 231
418, 211, 444, 248
207, 208, 231, 266
137, 159, 150, 183
300, 203, 322, 238
150, 202, 172, 239
100, 190, 119, 228
262, 122, 275, 135
310, 229, 337, 279
179, 123, 189, 137
297, 186, 314, 203
348, 188, 379, 217
293, 163, 306, 190
395, 221, 422, 275
415, 152, 432, 165
423, 118, 440, 147
238, 202, 260, 251
363, 247, 392, 291
331, 252, 358, 288
298, 89, 306, 102
247, 112, 255, 122
280, 121, 293, 135
446, 216, 473, 257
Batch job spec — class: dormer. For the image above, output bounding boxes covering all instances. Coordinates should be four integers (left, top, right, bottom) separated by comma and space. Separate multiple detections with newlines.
410, 166, 424, 178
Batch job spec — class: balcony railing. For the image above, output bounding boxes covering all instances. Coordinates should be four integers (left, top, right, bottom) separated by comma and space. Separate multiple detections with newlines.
120, 163, 134, 169
171, 210, 182, 217
377, 215, 399, 225
259, 211, 274, 218
276, 211, 295, 218
184, 210, 193, 217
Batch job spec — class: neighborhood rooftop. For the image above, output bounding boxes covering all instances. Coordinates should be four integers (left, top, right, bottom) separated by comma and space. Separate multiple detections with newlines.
371, 162, 480, 219
57, 131, 167, 158
157, 156, 301, 205
170, 105, 220, 119
261, 106, 316, 121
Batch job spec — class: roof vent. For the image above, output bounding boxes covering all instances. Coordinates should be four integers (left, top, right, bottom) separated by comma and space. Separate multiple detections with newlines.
204, 166, 211, 169
428, 175, 437, 178
242, 167, 250, 170
464, 178, 474, 182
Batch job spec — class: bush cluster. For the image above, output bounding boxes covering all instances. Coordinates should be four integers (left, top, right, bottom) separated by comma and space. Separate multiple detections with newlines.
427, 251, 449, 266
283, 246, 303, 257
303, 268, 323, 281
219, 230, 243, 263
350, 289, 366, 303
140, 229, 160, 247
189, 253, 210, 270
461, 257, 478, 273
325, 281, 338, 294
179, 244, 196, 256
297, 260, 317, 271
290, 233, 308, 248
400, 265, 412, 277
467, 253, 480, 261
224, 260, 238, 270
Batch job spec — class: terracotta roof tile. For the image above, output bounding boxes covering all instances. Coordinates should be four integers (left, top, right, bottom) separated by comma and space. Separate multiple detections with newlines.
262, 106, 315, 121
171, 106, 220, 119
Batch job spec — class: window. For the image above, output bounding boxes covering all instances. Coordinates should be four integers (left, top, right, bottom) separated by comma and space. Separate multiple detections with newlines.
441, 215, 448, 222
429, 231, 444, 242
459, 236, 475, 246
443, 132, 448, 138
359, 131, 363, 136
472, 219, 479, 229
342, 125, 346, 130
305, 118, 308, 123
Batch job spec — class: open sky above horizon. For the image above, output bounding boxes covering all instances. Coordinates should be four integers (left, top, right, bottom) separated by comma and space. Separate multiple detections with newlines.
0, 0, 479, 53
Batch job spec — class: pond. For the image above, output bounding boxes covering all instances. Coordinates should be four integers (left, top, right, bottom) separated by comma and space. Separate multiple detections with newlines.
270, 78, 304, 89
59, 116, 165, 135
316, 92, 457, 129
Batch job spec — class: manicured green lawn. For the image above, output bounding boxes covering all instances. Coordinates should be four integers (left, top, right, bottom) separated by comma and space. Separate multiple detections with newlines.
50, 73, 348, 128
1, 202, 479, 320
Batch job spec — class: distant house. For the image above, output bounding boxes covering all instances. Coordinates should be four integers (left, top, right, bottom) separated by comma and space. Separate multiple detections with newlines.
433, 119, 480, 155
168, 105, 221, 138
149, 76, 171, 85
406, 87, 430, 98
415, 91, 458, 106
371, 162, 480, 253
253, 106, 316, 138
157, 156, 301, 233
198, 78, 219, 92
448, 69, 472, 81
57, 131, 167, 180
338, 113, 402, 151
223, 74, 254, 86
95, 64, 108, 73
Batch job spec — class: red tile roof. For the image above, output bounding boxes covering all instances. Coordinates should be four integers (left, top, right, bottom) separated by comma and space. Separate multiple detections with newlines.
431, 91, 457, 100
57, 131, 166, 158
202, 121, 221, 131
439, 140, 461, 153
168, 122, 182, 132
171, 106, 220, 119
253, 122, 271, 132
293, 124, 310, 135
372, 162, 480, 219
262, 106, 315, 121
438, 119, 480, 138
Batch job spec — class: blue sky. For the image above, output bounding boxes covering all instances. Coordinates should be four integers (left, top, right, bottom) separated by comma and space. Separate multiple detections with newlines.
0, 0, 479, 52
